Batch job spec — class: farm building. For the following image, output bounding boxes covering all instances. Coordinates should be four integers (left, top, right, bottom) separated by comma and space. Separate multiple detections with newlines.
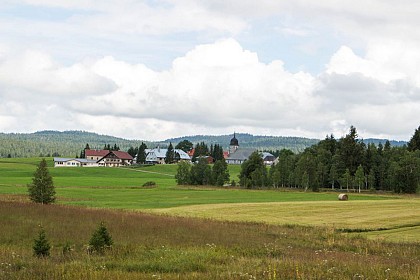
54, 149, 133, 167
145, 147, 191, 164
53, 158, 98, 167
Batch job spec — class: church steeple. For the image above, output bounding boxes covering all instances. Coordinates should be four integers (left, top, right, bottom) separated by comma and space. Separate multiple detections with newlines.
229, 132, 239, 154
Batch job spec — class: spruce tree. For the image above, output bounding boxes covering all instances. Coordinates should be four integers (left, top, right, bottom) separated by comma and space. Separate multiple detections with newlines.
33, 227, 51, 257
137, 142, 147, 164
28, 158, 56, 204
165, 142, 175, 164
408, 126, 420, 151
89, 222, 113, 254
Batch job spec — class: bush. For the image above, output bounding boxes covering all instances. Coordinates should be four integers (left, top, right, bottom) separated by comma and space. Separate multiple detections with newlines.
88, 222, 113, 254
142, 181, 157, 187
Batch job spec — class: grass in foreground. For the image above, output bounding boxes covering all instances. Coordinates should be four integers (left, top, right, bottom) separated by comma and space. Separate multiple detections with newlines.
0, 200, 419, 279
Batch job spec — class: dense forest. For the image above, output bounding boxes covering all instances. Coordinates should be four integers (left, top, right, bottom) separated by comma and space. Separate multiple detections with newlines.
254, 126, 420, 194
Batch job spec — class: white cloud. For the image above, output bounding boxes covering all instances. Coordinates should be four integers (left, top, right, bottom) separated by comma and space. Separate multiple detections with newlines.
0, 38, 418, 140
1, 0, 420, 141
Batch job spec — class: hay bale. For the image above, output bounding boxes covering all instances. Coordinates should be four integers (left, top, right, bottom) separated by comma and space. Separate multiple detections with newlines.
338, 193, 348, 201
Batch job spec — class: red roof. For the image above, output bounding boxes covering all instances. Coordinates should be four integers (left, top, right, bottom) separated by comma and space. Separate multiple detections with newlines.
187, 148, 195, 157
223, 151, 229, 159
111, 151, 133, 160
85, 149, 110, 157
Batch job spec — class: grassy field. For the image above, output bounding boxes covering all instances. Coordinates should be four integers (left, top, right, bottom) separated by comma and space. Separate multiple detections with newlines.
0, 158, 419, 278
0, 201, 419, 279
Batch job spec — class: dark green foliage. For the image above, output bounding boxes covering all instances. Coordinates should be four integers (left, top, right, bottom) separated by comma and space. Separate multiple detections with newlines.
175, 140, 193, 153
211, 158, 230, 186
27, 158, 56, 204
267, 126, 420, 194
192, 142, 209, 162
408, 126, 420, 151
338, 126, 365, 175
142, 181, 157, 187
165, 142, 175, 164
175, 161, 191, 185
127, 146, 138, 157
190, 158, 212, 185
239, 151, 268, 188
89, 222, 113, 254
33, 227, 50, 258
137, 142, 147, 164
211, 144, 224, 161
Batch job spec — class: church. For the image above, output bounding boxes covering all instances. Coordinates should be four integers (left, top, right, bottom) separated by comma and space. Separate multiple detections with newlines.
225, 133, 256, 164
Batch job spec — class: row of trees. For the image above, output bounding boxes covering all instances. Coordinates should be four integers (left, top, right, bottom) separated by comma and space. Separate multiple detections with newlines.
173, 126, 420, 194
239, 126, 420, 193
175, 158, 230, 186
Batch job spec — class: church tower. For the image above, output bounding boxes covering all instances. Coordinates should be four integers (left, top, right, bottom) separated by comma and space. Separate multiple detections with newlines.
229, 132, 239, 154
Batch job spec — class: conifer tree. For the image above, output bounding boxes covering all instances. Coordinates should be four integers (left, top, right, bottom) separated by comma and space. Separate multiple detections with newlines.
33, 227, 51, 257
165, 142, 175, 164
408, 126, 420, 151
137, 142, 147, 164
28, 158, 55, 204
89, 222, 113, 254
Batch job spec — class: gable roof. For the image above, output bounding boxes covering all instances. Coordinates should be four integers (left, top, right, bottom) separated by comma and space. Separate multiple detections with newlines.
227, 148, 256, 161
85, 149, 110, 157
145, 148, 191, 160
111, 150, 133, 160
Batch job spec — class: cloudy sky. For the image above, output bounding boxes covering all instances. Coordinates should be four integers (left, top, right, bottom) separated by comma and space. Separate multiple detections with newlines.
0, 1, 419, 141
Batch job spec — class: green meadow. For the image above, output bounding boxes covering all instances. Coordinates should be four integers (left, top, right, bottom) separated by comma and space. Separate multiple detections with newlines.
0, 158, 419, 279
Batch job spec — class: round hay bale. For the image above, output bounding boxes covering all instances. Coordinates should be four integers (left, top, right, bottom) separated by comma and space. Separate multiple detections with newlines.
338, 193, 348, 201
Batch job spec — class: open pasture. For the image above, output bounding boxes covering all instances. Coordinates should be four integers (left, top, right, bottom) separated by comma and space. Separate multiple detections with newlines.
0, 158, 419, 241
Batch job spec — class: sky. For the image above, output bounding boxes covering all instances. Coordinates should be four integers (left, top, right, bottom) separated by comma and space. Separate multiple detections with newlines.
0, 0, 419, 141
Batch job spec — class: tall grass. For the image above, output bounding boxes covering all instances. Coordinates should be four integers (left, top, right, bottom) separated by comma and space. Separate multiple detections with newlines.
0, 200, 419, 279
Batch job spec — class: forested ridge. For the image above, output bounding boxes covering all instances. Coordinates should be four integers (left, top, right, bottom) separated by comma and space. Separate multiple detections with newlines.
0, 131, 150, 158
0, 130, 408, 158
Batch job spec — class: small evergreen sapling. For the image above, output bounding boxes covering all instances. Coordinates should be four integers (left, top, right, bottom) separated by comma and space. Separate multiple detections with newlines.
88, 222, 113, 254
33, 227, 51, 257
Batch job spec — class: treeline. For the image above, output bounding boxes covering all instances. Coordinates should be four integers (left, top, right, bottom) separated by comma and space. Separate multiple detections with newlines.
240, 126, 420, 194
175, 159, 230, 186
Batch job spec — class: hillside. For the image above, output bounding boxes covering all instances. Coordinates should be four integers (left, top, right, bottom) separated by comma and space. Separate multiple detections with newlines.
0, 131, 151, 158
0, 131, 407, 158
161, 133, 320, 153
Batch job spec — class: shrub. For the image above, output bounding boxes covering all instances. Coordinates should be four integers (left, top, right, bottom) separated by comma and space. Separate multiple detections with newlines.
142, 181, 157, 187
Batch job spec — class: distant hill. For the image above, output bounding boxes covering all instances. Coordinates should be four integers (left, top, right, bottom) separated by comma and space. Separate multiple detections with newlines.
0, 131, 407, 158
361, 138, 407, 147
0, 131, 152, 158
160, 133, 320, 153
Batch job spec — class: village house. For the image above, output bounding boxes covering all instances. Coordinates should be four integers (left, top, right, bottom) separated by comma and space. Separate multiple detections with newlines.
54, 149, 133, 167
